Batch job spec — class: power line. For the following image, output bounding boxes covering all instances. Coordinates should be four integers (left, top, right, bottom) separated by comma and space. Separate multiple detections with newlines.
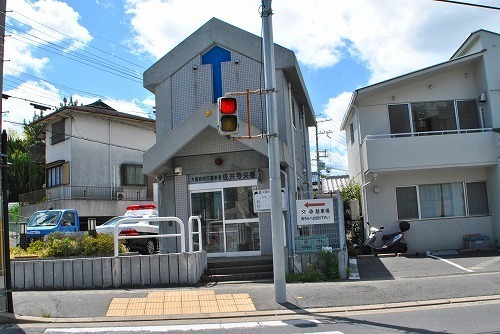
4, 119, 148, 152
7, 10, 146, 70
433, 0, 500, 10
4, 66, 153, 111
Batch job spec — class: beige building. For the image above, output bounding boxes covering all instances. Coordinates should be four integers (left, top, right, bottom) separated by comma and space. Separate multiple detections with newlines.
341, 30, 499, 253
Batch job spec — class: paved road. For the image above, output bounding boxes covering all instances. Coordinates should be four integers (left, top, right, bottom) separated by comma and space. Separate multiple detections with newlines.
5, 251, 500, 321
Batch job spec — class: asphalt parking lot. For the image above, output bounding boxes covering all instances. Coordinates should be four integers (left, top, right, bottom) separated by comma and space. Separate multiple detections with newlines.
356, 250, 500, 280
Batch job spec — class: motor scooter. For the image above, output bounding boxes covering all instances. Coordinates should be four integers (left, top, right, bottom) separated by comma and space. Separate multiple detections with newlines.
361, 221, 410, 255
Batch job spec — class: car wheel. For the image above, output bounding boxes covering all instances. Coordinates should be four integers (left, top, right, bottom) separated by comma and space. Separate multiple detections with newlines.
145, 239, 156, 255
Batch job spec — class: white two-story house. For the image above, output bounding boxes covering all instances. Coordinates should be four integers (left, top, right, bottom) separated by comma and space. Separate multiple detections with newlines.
19, 100, 157, 228
341, 30, 499, 253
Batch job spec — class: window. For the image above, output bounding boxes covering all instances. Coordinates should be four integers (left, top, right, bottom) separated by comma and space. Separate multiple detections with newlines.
388, 100, 479, 135
396, 186, 419, 219
349, 122, 355, 144
466, 182, 489, 215
121, 164, 145, 186
419, 183, 464, 218
396, 181, 488, 220
47, 165, 62, 187
51, 119, 66, 145
223, 186, 256, 220
46, 162, 69, 187
388, 104, 411, 134
457, 100, 480, 129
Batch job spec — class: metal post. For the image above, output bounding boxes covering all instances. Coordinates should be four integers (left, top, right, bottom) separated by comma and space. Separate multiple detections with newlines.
262, 0, 286, 304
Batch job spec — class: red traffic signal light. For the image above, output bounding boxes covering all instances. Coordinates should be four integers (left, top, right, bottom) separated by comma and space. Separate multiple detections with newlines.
217, 97, 239, 135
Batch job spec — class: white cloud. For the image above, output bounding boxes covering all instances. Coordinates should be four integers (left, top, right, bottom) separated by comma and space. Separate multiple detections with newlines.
125, 0, 500, 83
3, 81, 60, 134
6, 0, 92, 75
309, 92, 352, 173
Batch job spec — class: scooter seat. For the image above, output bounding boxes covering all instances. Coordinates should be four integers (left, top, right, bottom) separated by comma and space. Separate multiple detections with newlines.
381, 232, 400, 241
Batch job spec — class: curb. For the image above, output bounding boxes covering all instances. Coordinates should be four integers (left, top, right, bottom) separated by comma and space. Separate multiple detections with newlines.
4, 294, 500, 325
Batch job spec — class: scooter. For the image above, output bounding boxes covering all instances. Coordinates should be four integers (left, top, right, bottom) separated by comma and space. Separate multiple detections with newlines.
361, 221, 410, 255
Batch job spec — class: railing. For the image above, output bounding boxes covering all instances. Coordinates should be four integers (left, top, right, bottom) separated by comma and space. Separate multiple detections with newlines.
364, 128, 493, 141
19, 185, 153, 206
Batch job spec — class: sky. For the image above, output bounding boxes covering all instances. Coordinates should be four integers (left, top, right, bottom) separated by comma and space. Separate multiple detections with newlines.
2, 0, 500, 175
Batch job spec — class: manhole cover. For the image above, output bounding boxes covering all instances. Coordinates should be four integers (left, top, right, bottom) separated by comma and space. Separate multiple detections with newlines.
343, 285, 377, 292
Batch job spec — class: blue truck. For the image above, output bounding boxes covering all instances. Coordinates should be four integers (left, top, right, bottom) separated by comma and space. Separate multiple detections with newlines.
26, 209, 80, 243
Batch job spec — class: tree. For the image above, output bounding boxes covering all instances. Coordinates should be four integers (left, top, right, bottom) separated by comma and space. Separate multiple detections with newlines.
7, 123, 45, 202
340, 179, 363, 247
58, 96, 81, 110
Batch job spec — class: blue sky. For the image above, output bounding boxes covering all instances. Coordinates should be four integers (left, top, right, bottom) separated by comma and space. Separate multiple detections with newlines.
3, 0, 500, 175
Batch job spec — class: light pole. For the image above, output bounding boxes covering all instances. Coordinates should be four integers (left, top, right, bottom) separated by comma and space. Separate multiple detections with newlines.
261, 0, 286, 304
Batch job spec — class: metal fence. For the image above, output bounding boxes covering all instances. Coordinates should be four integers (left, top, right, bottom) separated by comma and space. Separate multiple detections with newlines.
293, 193, 344, 253
19, 185, 153, 206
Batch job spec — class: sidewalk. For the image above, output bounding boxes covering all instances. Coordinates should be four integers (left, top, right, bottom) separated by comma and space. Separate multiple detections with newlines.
6, 252, 500, 323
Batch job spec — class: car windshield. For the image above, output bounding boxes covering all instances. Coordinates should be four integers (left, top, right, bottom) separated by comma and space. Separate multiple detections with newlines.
28, 211, 62, 227
101, 216, 140, 226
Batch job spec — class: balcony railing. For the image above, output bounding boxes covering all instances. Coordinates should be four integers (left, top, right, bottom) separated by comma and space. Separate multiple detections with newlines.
19, 185, 153, 206
364, 128, 493, 141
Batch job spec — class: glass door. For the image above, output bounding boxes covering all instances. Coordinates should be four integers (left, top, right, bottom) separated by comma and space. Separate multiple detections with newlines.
223, 186, 260, 255
190, 191, 224, 255
190, 181, 260, 257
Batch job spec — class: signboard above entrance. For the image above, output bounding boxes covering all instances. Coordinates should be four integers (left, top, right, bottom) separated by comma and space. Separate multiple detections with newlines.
189, 170, 257, 184
296, 198, 334, 225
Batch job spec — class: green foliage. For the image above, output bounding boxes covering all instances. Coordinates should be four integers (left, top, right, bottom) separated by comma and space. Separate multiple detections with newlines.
286, 251, 341, 283
11, 232, 127, 258
340, 179, 363, 246
7, 125, 45, 201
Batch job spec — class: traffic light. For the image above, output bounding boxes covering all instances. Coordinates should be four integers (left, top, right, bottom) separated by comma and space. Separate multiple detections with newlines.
217, 97, 239, 135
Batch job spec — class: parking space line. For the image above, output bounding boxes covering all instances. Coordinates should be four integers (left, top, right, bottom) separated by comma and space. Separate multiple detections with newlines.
426, 251, 474, 273
470, 256, 500, 270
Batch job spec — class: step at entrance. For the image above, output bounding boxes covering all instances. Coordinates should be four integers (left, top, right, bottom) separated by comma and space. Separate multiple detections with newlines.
201, 256, 274, 282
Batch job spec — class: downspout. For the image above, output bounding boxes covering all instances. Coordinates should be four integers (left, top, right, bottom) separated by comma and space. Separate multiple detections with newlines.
288, 83, 299, 255
109, 120, 112, 199
288, 82, 299, 198
355, 109, 370, 238
301, 105, 311, 198
280, 169, 294, 254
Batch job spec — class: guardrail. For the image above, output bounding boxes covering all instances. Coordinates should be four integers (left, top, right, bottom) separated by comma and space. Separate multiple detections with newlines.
112, 216, 202, 256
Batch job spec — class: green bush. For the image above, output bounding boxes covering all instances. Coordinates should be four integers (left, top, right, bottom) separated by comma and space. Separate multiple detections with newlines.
286, 251, 341, 283
12, 232, 127, 258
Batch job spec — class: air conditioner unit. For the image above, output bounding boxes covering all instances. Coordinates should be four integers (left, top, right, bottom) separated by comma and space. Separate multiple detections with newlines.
116, 192, 124, 200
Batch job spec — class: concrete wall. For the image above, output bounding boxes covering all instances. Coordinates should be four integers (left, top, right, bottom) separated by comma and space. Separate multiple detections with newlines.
365, 168, 493, 253
11, 251, 207, 290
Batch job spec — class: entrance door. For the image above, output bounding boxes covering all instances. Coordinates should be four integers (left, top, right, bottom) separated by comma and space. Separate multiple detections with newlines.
190, 191, 224, 255
190, 182, 260, 257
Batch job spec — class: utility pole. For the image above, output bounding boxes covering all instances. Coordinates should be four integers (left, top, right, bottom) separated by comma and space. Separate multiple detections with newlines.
261, 0, 286, 304
0, 0, 13, 314
315, 119, 331, 195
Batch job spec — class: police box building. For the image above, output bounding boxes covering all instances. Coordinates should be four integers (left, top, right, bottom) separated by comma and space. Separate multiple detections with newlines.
143, 18, 315, 257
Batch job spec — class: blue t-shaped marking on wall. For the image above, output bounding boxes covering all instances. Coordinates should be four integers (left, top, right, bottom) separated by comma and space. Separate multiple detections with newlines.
202, 46, 231, 103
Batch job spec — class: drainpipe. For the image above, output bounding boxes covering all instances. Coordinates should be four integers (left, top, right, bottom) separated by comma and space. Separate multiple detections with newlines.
301, 105, 311, 197
288, 82, 299, 200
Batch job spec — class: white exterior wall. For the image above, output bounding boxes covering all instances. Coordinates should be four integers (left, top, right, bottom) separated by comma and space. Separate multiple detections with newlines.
45, 120, 71, 164
68, 114, 155, 187
365, 168, 492, 252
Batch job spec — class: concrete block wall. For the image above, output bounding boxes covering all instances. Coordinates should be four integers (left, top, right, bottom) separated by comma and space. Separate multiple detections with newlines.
11, 251, 207, 290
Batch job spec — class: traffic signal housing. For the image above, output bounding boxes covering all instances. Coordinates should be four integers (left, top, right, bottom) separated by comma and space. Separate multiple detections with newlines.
217, 97, 239, 135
